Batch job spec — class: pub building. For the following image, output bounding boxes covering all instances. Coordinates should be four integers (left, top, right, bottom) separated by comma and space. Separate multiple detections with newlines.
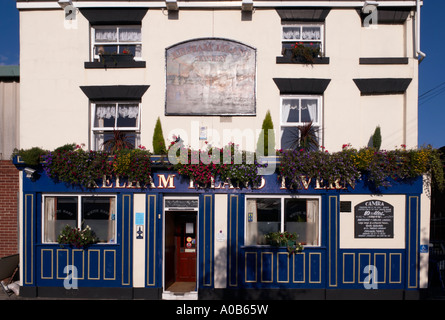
15, 0, 429, 300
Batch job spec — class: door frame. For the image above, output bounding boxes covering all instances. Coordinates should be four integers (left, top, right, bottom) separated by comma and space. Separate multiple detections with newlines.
162, 196, 199, 294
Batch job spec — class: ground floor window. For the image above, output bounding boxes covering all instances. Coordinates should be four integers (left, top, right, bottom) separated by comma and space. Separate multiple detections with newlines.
43, 195, 116, 244
245, 196, 320, 246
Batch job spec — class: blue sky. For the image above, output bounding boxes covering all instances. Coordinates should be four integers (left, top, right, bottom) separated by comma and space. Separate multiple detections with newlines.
418, 1, 445, 149
1, 0, 444, 148
0, 0, 19, 66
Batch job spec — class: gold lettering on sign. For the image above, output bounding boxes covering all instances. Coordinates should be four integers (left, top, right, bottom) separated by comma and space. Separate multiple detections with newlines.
97, 174, 355, 190
158, 174, 176, 189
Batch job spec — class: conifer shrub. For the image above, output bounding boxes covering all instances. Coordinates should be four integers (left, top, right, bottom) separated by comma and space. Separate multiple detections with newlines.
153, 117, 167, 154
256, 110, 275, 157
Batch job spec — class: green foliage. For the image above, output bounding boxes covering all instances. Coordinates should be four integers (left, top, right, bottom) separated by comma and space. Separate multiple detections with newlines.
153, 117, 167, 154
256, 110, 275, 156
13, 147, 47, 166
54, 143, 76, 154
372, 126, 382, 151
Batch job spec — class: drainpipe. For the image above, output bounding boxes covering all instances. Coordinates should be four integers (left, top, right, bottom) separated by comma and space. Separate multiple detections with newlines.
416, 0, 426, 62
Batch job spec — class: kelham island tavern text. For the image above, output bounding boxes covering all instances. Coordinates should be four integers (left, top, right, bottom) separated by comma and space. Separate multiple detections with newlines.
15, 0, 431, 300
100, 173, 356, 191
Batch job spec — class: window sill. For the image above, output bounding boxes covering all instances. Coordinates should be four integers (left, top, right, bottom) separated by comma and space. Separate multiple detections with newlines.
38, 242, 118, 246
84, 61, 146, 69
359, 57, 409, 65
276, 56, 330, 65
241, 245, 324, 249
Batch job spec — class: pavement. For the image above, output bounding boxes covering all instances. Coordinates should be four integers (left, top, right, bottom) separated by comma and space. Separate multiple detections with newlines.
2, 287, 445, 301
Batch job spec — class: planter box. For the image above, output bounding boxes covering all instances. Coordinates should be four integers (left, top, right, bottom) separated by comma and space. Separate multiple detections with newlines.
100, 53, 135, 64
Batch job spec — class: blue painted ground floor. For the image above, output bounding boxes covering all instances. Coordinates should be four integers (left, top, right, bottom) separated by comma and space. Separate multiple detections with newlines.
17, 170, 431, 300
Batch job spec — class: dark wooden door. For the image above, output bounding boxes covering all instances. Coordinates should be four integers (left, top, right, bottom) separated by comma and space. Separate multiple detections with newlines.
175, 214, 197, 282
176, 236, 196, 282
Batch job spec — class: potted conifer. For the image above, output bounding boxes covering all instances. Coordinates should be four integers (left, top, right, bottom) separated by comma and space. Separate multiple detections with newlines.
152, 117, 168, 166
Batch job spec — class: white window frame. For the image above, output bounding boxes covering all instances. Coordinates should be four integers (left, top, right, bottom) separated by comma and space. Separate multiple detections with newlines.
91, 101, 142, 151
41, 194, 117, 245
91, 25, 142, 61
280, 95, 323, 150
282, 23, 324, 54
245, 195, 322, 247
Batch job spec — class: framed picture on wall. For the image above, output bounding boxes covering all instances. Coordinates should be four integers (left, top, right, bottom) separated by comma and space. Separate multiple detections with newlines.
165, 38, 256, 116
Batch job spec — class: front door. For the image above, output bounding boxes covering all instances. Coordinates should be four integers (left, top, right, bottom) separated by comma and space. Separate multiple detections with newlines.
175, 213, 197, 282
164, 209, 197, 293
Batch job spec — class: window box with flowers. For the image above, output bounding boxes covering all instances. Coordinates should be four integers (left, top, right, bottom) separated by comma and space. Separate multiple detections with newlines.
281, 42, 323, 65
57, 224, 98, 249
85, 48, 146, 69
99, 49, 135, 65
264, 231, 303, 255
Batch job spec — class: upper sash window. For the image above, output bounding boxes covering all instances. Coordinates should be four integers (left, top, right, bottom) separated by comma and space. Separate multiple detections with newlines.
91, 26, 142, 61
282, 24, 324, 56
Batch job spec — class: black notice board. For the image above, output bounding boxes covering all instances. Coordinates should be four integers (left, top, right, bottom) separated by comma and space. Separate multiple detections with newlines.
354, 200, 394, 238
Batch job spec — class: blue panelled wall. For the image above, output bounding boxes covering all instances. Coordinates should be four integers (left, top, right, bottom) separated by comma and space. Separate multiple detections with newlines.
17, 164, 427, 300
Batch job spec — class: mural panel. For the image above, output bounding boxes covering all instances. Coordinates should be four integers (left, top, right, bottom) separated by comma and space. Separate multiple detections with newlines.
166, 38, 256, 115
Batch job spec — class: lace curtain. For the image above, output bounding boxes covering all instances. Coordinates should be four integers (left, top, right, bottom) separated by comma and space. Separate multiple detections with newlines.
96, 105, 139, 120
282, 99, 318, 124
95, 28, 118, 42
96, 105, 116, 119
283, 27, 300, 40
302, 27, 321, 41
95, 104, 139, 129
118, 104, 139, 119
119, 28, 142, 42
282, 26, 321, 41
95, 28, 141, 43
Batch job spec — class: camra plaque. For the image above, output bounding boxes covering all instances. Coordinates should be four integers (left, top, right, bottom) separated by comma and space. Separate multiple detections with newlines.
354, 200, 394, 238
